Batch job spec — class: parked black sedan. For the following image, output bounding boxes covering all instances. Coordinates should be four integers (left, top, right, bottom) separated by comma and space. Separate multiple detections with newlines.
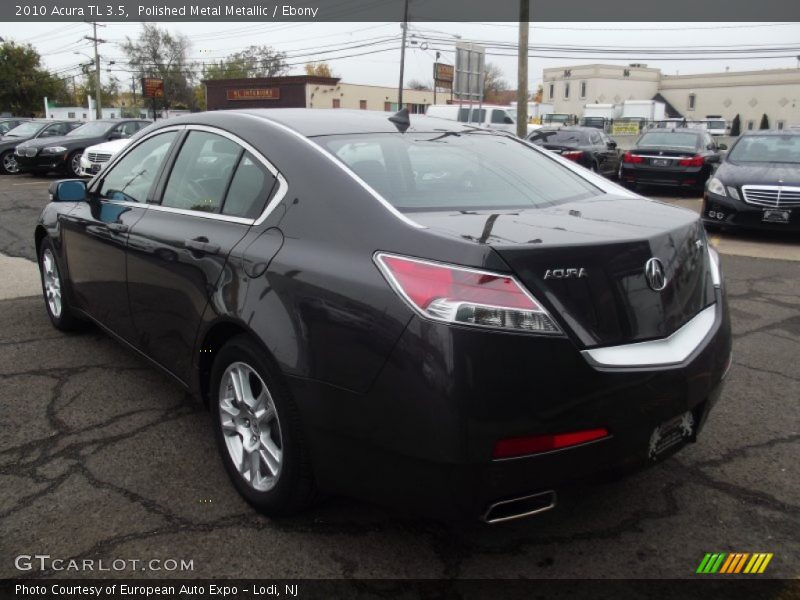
0, 120, 82, 175
0, 117, 30, 135
527, 126, 620, 178
703, 130, 800, 232
35, 109, 731, 522
619, 128, 726, 192
15, 118, 150, 177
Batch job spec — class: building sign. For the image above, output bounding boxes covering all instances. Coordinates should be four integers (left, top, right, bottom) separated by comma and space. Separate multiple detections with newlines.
141, 78, 164, 99
433, 62, 454, 85
612, 121, 642, 135
226, 88, 281, 101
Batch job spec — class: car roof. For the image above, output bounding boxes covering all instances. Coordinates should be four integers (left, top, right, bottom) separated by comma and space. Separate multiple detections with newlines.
739, 129, 800, 136
189, 109, 484, 137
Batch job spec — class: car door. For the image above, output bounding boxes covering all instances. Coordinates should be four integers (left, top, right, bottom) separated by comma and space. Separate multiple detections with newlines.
59, 129, 180, 342
126, 127, 279, 383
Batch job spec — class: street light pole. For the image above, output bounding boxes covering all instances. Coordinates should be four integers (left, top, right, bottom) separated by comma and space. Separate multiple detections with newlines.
397, 0, 410, 110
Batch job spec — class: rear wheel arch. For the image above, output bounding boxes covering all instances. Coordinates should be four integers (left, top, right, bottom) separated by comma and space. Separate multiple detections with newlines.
197, 320, 284, 407
34, 226, 48, 259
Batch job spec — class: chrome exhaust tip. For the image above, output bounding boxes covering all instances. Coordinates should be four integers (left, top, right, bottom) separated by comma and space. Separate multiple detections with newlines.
482, 490, 557, 524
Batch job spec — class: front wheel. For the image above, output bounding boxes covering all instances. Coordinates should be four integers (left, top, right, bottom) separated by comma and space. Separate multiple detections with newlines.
210, 336, 316, 516
0, 150, 20, 174
38, 238, 84, 331
67, 151, 83, 178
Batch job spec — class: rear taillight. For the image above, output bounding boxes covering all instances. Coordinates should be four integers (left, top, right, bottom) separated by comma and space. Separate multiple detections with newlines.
493, 428, 610, 459
375, 253, 561, 334
561, 150, 583, 161
678, 155, 705, 167
622, 151, 643, 164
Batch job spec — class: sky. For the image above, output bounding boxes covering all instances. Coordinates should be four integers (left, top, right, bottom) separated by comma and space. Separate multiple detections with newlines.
4, 21, 800, 93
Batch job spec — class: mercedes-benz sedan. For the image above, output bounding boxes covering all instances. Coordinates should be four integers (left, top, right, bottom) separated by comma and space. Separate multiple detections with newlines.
35, 109, 732, 523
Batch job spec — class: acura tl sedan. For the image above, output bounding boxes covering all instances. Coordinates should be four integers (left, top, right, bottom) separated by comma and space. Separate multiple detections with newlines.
35, 110, 732, 523
703, 130, 800, 232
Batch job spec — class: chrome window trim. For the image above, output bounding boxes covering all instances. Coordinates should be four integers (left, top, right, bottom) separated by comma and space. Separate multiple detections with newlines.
91, 123, 288, 226
238, 112, 426, 229
581, 303, 717, 368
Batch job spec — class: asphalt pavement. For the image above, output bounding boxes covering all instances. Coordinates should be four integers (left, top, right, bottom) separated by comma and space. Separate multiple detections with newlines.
0, 173, 798, 580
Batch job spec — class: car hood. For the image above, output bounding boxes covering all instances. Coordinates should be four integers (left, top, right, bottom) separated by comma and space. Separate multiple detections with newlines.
17, 134, 104, 150
715, 161, 800, 187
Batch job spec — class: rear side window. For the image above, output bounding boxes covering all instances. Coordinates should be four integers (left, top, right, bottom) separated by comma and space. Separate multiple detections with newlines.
161, 131, 242, 213
491, 109, 509, 124
98, 131, 178, 203
320, 132, 600, 211
222, 153, 277, 219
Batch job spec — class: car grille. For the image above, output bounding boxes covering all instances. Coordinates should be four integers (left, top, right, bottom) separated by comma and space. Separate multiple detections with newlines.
741, 185, 800, 208
86, 152, 112, 163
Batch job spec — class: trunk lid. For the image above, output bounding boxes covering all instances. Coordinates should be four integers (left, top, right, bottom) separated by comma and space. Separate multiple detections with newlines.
408, 196, 715, 348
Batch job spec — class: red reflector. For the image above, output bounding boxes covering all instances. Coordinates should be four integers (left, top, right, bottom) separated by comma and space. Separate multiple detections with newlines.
622, 151, 643, 164
493, 428, 610, 459
678, 155, 704, 167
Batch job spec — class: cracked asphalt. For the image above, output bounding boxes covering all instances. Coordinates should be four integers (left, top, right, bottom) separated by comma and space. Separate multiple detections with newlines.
0, 173, 798, 580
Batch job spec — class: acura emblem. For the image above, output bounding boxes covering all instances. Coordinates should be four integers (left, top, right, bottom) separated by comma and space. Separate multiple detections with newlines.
644, 258, 667, 291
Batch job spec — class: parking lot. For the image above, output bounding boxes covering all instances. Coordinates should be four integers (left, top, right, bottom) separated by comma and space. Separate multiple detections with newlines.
0, 172, 798, 580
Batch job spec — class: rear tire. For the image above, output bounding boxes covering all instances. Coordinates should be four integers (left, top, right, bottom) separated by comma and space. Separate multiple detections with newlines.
210, 335, 316, 517
38, 237, 85, 331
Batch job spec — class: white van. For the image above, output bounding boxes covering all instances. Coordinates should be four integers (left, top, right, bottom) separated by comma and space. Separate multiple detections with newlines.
425, 104, 535, 135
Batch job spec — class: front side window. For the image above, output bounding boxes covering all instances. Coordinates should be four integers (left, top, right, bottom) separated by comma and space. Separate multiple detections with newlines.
42, 123, 69, 136
491, 109, 509, 124
318, 132, 601, 211
161, 131, 241, 213
98, 131, 178, 203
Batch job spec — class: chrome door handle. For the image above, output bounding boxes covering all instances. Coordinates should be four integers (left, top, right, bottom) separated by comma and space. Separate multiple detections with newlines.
106, 223, 128, 233
185, 238, 220, 255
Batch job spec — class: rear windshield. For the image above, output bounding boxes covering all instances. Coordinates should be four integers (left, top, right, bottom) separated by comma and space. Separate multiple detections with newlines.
538, 130, 588, 145
727, 135, 800, 164
637, 131, 700, 149
317, 132, 601, 211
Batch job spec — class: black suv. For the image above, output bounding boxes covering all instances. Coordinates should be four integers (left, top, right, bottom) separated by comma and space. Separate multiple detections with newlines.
15, 119, 150, 177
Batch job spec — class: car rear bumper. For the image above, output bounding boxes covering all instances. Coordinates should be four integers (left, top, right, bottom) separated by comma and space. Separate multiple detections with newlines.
287, 291, 732, 521
620, 165, 709, 188
703, 191, 800, 232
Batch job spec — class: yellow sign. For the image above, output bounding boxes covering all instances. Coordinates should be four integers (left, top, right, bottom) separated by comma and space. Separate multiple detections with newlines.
612, 122, 641, 135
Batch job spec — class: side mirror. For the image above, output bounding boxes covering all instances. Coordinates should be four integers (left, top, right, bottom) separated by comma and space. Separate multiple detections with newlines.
49, 179, 88, 203
607, 140, 617, 149
717, 143, 728, 150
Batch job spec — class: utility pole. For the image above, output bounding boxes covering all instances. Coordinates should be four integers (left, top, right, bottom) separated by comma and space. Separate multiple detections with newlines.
397, 0, 410, 109
517, 1, 529, 138
85, 22, 106, 119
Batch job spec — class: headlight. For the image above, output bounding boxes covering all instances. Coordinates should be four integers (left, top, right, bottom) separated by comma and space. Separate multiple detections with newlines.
726, 186, 741, 201
707, 177, 726, 196
41, 146, 68, 155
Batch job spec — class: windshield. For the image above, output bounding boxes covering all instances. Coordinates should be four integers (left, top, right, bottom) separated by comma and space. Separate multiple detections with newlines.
317, 132, 601, 211
545, 114, 570, 123
4, 122, 44, 137
637, 132, 700, 149
727, 135, 800, 164
67, 122, 112, 137
706, 120, 726, 130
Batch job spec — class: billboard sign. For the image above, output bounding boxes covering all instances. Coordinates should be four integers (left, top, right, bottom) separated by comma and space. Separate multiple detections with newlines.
454, 42, 485, 102
141, 78, 164, 99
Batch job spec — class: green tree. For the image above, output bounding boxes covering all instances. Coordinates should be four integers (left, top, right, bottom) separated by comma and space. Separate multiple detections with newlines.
759, 113, 770, 130
203, 46, 288, 81
121, 24, 196, 111
0, 41, 67, 115
729, 114, 741, 136
71, 71, 120, 107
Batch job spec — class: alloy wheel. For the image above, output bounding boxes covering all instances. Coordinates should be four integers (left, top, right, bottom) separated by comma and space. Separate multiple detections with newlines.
70, 153, 82, 177
218, 362, 283, 492
3, 152, 19, 174
41, 249, 62, 318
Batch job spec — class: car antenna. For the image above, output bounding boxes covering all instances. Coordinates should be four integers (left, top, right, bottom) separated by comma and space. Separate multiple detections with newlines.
389, 107, 411, 133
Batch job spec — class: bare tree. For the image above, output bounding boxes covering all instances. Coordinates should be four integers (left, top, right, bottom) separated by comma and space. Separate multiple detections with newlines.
304, 62, 335, 78
483, 63, 508, 103
406, 79, 431, 90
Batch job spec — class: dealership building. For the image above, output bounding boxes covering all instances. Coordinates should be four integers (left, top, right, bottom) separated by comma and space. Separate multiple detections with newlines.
543, 64, 800, 129
203, 75, 436, 113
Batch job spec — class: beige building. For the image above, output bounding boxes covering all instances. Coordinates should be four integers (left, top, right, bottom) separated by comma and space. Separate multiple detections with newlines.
543, 64, 800, 129
306, 82, 434, 113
